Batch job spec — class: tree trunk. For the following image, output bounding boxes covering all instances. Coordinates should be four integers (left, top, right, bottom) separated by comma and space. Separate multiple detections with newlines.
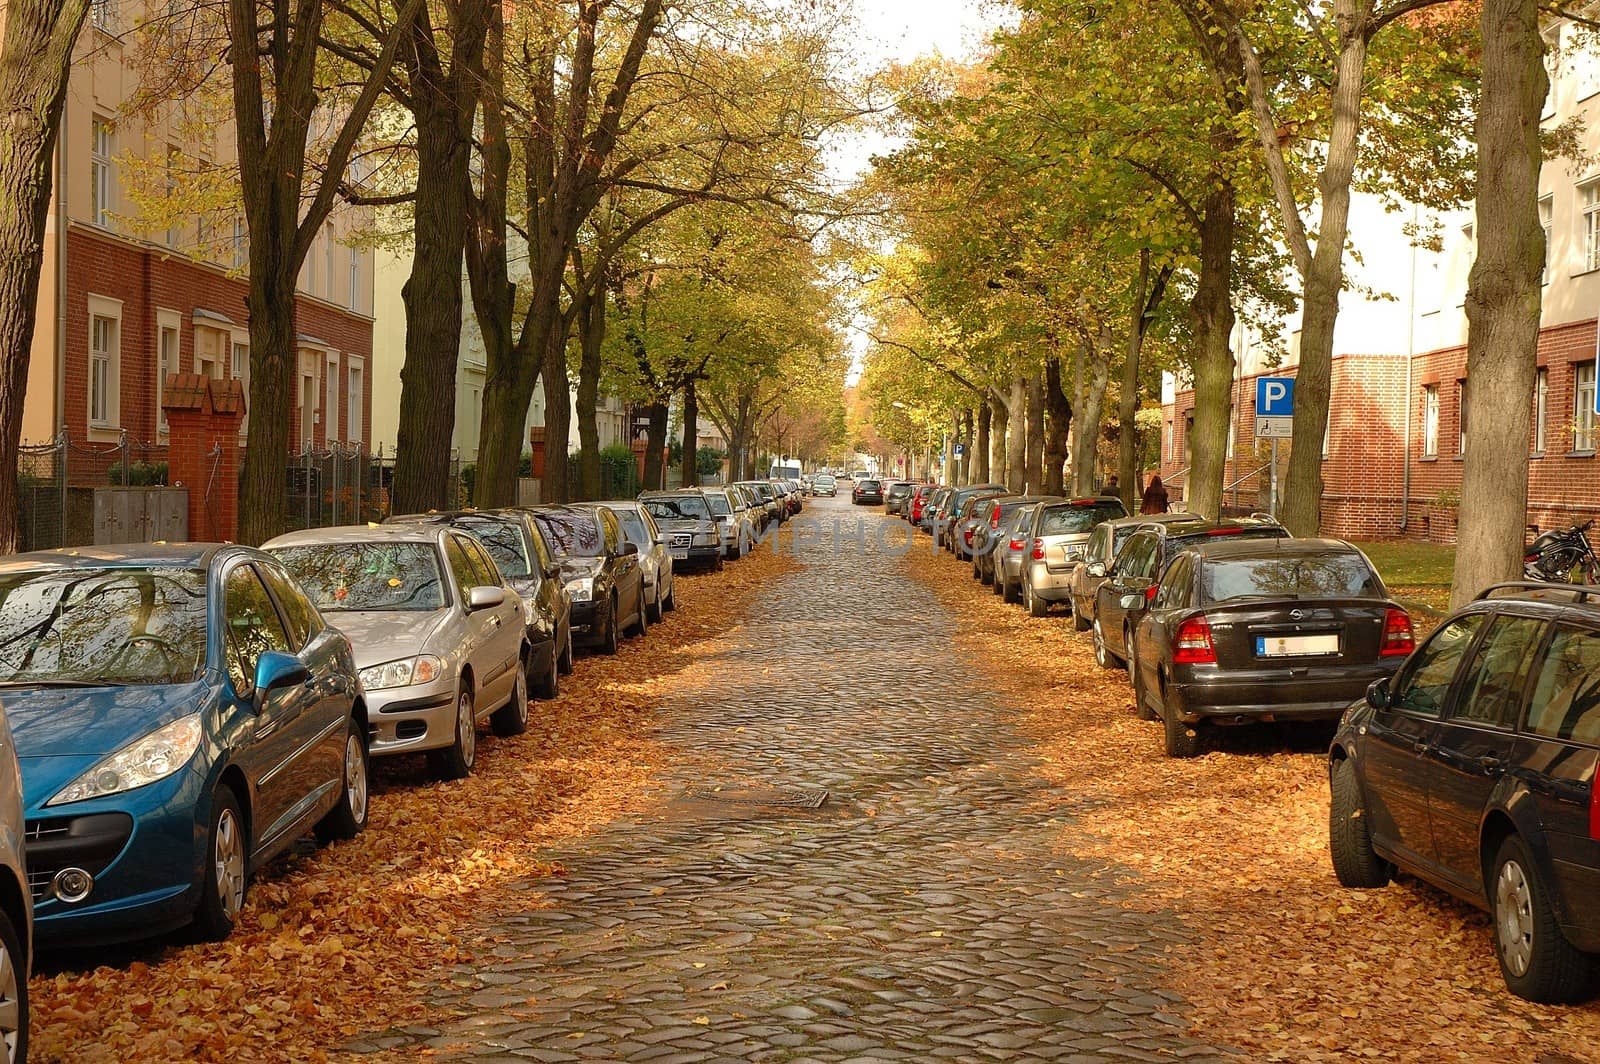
1025, 372, 1044, 493
539, 331, 572, 502
1119, 251, 1167, 513
973, 401, 991, 482
681, 379, 698, 489
1186, 178, 1238, 521
989, 393, 1008, 487
1451, 0, 1546, 607
1044, 357, 1071, 495
643, 402, 669, 489
239, 266, 300, 544
0, 0, 88, 552
1005, 376, 1026, 493
1279, 2, 1371, 537
575, 287, 605, 499
1071, 335, 1111, 496
959, 407, 975, 484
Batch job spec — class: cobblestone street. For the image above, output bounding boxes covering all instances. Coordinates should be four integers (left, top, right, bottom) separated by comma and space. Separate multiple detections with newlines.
354, 498, 1230, 1063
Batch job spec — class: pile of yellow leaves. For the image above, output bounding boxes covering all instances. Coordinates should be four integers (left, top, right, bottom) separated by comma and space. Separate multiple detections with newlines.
29, 547, 798, 1063
901, 536, 1599, 1063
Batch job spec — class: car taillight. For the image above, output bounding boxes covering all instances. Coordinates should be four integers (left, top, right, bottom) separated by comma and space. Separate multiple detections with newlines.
1009, 537, 1024, 551
1173, 615, 1216, 664
964, 527, 974, 545
1031, 537, 1044, 561
1144, 584, 1159, 603
1380, 607, 1415, 657
990, 511, 1001, 529
1590, 776, 1600, 841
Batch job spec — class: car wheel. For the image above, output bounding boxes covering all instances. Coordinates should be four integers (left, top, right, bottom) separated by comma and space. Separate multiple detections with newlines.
532, 641, 559, 701
714, 552, 725, 573
971, 557, 982, 581
1026, 581, 1049, 618
1328, 758, 1390, 889
663, 584, 677, 612
1130, 662, 1160, 722
193, 785, 247, 941
601, 595, 620, 655
1003, 574, 1021, 604
633, 593, 650, 637
647, 584, 664, 624
992, 570, 1005, 597
1492, 834, 1595, 1002
558, 626, 575, 674
0, 903, 27, 1064
494, 658, 533, 735
1160, 699, 1202, 759
1092, 620, 1119, 670
1073, 596, 1093, 631
430, 686, 477, 780
315, 719, 370, 844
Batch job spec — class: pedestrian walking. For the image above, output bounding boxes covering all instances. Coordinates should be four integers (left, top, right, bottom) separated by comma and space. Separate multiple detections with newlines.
1098, 475, 1120, 498
1141, 475, 1169, 515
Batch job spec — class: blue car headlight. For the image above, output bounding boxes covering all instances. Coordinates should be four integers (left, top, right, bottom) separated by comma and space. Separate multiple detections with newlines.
48, 713, 203, 807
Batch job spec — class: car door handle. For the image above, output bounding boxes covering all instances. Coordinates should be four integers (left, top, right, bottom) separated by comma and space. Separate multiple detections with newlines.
1478, 755, 1506, 774
490, 616, 502, 629
1413, 740, 1433, 754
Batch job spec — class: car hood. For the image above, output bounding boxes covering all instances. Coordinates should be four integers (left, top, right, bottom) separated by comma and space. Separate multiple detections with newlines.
325, 609, 451, 669
654, 518, 712, 534
4, 679, 211, 758
559, 557, 606, 580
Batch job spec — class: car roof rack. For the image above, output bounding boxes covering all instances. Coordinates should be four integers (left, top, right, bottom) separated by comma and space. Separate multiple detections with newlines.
1474, 580, 1600, 604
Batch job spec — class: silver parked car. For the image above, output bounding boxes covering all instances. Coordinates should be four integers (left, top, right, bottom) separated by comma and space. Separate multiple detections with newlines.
591, 501, 675, 622
640, 491, 725, 572
265, 524, 530, 780
0, 702, 28, 1061
704, 487, 757, 559
1019, 496, 1129, 617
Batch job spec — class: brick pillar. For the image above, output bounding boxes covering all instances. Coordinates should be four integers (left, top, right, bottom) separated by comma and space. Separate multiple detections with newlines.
529, 426, 546, 479
163, 375, 247, 542
630, 437, 648, 482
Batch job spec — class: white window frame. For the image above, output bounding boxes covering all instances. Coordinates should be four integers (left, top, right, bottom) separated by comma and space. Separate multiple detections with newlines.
232, 217, 247, 269
297, 350, 320, 447
347, 356, 365, 445
91, 117, 114, 228
90, 0, 114, 31
349, 248, 361, 313
1580, 179, 1600, 273
1458, 379, 1468, 455
324, 224, 335, 300
1535, 366, 1548, 454
324, 351, 339, 440
87, 294, 123, 435
1540, 195, 1554, 285
1422, 385, 1439, 458
1575, 362, 1597, 452
230, 331, 251, 435
156, 309, 181, 435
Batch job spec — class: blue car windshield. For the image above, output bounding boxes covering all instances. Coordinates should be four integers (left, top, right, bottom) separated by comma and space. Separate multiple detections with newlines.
0, 566, 208, 685
271, 543, 446, 611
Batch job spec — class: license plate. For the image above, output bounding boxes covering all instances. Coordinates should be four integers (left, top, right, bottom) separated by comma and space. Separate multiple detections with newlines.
670, 548, 689, 560
1256, 634, 1339, 657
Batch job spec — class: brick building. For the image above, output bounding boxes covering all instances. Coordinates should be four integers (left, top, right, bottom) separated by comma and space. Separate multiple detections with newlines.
21, 2, 374, 477
1161, 14, 1600, 543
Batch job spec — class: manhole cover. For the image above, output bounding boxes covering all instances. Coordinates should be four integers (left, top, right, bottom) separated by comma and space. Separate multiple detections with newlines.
682, 786, 829, 809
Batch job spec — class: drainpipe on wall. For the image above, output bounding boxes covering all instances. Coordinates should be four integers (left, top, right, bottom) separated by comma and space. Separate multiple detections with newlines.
55, 98, 69, 435
1400, 204, 1418, 532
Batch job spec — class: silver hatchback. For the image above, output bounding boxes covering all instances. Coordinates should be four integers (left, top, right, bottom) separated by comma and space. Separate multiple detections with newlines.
1019, 497, 1129, 617
265, 525, 530, 780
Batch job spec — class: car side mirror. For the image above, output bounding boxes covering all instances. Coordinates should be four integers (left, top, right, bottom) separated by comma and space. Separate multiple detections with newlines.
1366, 677, 1391, 710
1087, 562, 1107, 578
468, 586, 506, 611
255, 650, 309, 697
620, 541, 639, 556
1118, 594, 1144, 611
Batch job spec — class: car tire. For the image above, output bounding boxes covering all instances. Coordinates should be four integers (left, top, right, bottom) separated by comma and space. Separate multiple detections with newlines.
664, 585, 677, 612
430, 686, 477, 780
1328, 758, 1390, 889
601, 595, 620, 655
714, 553, 725, 573
1026, 581, 1049, 618
558, 627, 575, 674
193, 784, 248, 941
0, 902, 28, 1064
1073, 595, 1093, 631
647, 585, 664, 624
992, 570, 1005, 597
494, 658, 533, 736
1131, 666, 1160, 722
971, 558, 981, 581
1003, 574, 1021, 605
315, 718, 370, 844
533, 640, 559, 700
1491, 834, 1595, 1003
633, 594, 650, 637
1160, 699, 1202, 759
1092, 620, 1119, 670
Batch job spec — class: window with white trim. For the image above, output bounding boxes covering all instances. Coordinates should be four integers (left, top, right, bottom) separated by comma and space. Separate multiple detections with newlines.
1458, 379, 1468, 455
349, 248, 361, 313
324, 225, 335, 300
347, 360, 365, 444
232, 218, 247, 269
156, 315, 180, 433
91, 118, 114, 228
1575, 362, 1596, 452
324, 352, 339, 439
1534, 366, 1548, 453
1581, 180, 1600, 273
90, 0, 114, 30
1540, 196, 1554, 284
164, 145, 180, 247
90, 314, 118, 428
1422, 385, 1439, 458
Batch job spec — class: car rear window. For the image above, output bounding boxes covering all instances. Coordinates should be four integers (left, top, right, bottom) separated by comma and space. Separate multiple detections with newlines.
705, 493, 731, 516
643, 495, 711, 520
860, 480, 881, 490
1525, 624, 1600, 745
1038, 501, 1126, 535
446, 516, 530, 578
1200, 553, 1383, 603
532, 511, 606, 557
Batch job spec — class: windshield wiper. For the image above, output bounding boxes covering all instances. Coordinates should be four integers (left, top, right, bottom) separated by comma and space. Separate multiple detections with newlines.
0, 678, 113, 689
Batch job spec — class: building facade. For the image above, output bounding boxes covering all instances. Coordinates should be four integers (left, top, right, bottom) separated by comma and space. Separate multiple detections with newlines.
22, 6, 375, 466
1161, 16, 1600, 542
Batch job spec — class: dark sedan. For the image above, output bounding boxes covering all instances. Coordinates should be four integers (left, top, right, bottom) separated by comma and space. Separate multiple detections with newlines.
528, 506, 646, 654
1068, 512, 1195, 631
1092, 516, 1287, 670
1329, 581, 1600, 1003
1128, 537, 1413, 757
852, 478, 885, 505
884, 481, 915, 515
385, 507, 573, 697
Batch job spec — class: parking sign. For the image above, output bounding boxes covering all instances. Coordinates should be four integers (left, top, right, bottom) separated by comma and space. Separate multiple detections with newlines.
1255, 376, 1295, 438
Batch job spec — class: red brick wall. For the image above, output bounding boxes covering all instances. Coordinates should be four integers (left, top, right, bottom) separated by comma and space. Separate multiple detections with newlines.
64, 225, 373, 471
1160, 321, 1600, 543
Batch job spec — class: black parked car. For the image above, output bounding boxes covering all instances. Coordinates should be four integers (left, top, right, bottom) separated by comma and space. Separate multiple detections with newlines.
1329, 581, 1600, 1003
1068, 513, 1196, 631
527, 505, 646, 655
1127, 537, 1413, 757
884, 481, 915, 515
852, 478, 885, 505
385, 507, 573, 695
1092, 516, 1287, 670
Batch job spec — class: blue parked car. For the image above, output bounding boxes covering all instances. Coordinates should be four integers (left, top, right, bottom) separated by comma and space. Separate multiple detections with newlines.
0, 544, 369, 944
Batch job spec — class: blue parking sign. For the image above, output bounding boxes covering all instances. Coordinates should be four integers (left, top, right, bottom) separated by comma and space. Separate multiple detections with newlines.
1256, 376, 1294, 416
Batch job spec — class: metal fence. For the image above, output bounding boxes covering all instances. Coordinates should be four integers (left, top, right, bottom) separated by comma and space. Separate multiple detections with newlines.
275, 443, 464, 531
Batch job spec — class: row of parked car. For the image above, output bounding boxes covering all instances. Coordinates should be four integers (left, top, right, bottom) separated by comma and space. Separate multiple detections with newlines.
0, 478, 812, 1059
888, 480, 1600, 1005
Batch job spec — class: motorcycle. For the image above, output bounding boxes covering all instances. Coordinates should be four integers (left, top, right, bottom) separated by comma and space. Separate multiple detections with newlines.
1524, 519, 1600, 584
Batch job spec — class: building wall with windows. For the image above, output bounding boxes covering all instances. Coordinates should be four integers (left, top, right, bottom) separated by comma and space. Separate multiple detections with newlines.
20, 2, 376, 464
1159, 14, 1600, 543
